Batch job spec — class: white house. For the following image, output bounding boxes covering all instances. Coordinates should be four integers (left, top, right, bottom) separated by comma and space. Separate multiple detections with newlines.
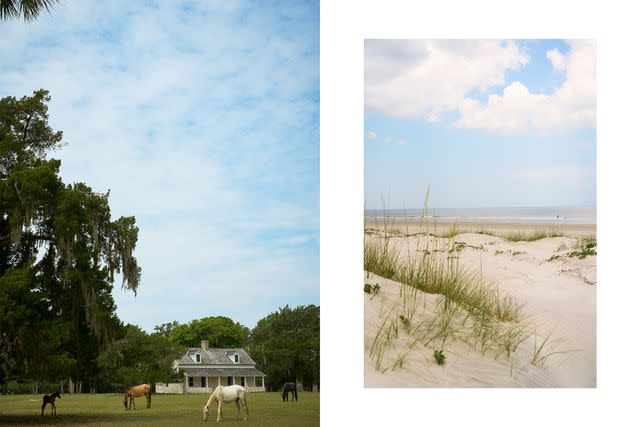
156, 340, 266, 394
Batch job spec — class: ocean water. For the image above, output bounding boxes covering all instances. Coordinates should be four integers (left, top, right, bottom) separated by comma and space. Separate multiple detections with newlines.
365, 206, 596, 225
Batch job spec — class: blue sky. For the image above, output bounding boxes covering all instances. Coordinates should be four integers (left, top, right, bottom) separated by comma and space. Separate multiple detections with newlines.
0, 0, 319, 331
365, 40, 596, 209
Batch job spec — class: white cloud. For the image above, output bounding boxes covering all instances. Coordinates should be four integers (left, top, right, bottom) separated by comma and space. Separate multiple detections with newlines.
365, 39, 529, 120
385, 138, 406, 145
366, 131, 377, 140
546, 48, 567, 71
455, 40, 596, 133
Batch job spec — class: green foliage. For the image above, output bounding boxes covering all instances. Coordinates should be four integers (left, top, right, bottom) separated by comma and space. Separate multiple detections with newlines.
433, 349, 446, 365
0, 90, 141, 389
364, 283, 380, 298
153, 320, 180, 337
248, 305, 319, 391
399, 315, 410, 331
0, 0, 60, 21
568, 237, 597, 259
0, 267, 76, 385
502, 229, 564, 242
168, 316, 246, 348
98, 325, 184, 390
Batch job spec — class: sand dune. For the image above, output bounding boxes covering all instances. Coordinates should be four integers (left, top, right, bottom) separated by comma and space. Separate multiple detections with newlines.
364, 227, 596, 388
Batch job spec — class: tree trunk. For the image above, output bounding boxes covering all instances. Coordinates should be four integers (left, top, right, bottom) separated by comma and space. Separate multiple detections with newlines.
68, 378, 74, 394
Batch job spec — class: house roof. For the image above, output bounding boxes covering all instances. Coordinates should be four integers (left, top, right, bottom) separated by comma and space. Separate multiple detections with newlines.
176, 347, 257, 366
183, 367, 266, 377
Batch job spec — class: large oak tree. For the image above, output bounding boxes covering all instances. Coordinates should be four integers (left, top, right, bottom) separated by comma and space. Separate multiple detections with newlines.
0, 90, 141, 391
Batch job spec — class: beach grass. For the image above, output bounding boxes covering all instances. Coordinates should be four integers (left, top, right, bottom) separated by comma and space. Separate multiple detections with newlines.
364, 193, 568, 374
568, 236, 597, 259
366, 223, 566, 242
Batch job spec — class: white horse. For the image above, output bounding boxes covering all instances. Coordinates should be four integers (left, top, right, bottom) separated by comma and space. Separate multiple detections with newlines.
202, 385, 249, 422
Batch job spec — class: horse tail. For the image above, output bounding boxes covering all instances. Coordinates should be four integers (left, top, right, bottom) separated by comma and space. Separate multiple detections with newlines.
148, 387, 152, 408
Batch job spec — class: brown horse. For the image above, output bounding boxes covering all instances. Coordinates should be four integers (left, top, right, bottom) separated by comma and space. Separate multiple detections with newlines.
123, 384, 151, 410
41, 390, 61, 416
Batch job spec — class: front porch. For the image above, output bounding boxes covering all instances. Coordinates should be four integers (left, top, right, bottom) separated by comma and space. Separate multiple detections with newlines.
184, 373, 265, 393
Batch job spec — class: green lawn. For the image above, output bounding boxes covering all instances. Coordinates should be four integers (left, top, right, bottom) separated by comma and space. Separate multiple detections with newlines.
0, 392, 319, 426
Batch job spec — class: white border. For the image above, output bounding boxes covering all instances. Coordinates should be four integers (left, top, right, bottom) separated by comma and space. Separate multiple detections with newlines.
321, 0, 640, 425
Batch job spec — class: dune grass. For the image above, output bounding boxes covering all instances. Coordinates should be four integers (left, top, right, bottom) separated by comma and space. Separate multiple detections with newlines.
568, 236, 597, 259
365, 193, 567, 375
501, 229, 565, 242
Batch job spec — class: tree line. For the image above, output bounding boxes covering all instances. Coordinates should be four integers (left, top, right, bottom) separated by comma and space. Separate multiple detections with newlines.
0, 90, 319, 394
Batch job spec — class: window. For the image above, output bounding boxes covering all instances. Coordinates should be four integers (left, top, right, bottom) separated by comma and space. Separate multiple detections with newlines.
234, 354, 239, 363
195, 353, 201, 363
241, 377, 245, 386
227, 376, 233, 385
256, 377, 263, 387
188, 377, 193, 387
201, 377, 206, 388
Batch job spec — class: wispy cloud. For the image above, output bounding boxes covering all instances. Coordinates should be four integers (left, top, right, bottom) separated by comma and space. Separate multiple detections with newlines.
366, 131, 377, 140
0, 0, 319, 330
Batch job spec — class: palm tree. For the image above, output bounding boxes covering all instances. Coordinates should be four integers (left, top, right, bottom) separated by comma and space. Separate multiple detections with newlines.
0, 0, 59, 21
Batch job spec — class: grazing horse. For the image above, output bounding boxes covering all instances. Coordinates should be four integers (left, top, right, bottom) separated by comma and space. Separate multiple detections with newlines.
281, 382, 298, 402
41, 390, 61, 416
123, 384, 151, 410
202, 385, 249, 422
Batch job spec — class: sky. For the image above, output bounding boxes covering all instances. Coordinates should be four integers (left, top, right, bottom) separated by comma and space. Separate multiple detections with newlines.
0, 0, 319, 331
364, 39, 596, 209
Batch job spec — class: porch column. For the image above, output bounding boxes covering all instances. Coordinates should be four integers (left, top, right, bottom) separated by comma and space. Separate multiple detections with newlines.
205, 376, 208, 392
217, 376, 220, 386
232, 376, 235, 385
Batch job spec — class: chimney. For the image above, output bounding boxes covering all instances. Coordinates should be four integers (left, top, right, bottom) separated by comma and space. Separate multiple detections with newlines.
201, 340, 209, 350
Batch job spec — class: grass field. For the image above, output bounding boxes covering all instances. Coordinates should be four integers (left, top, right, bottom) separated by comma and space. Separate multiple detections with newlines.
0, 392, 319, 426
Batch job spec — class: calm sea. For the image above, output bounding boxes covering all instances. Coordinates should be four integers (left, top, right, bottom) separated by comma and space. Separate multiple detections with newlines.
365, 206, 596, 225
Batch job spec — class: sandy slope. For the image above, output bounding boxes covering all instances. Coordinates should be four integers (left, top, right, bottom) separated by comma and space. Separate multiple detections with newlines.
364, 230, 596, 388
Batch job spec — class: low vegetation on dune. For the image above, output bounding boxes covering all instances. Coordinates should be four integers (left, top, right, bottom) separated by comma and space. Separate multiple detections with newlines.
364, 203, 569, 376
568, 236, 597, 259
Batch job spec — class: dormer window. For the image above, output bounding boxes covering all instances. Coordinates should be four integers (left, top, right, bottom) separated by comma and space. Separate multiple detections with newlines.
196, 353, 201, 363
234, 353, 239, 363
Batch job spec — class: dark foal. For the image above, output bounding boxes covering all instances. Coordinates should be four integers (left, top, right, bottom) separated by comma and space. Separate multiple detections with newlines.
281, 382, 298, 402
41, 390, 61, 416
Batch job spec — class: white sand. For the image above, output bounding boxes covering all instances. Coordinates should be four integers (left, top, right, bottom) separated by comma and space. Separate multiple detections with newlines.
364, 230, 596, 388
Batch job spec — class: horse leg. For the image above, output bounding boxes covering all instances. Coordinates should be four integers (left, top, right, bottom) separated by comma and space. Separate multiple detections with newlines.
147, 391, 151, 408
235, 399, 240, 419
41, 401, 46, 416
52, 402, 56, 415
217, 400, 223, 422
243, 397, 250, 420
